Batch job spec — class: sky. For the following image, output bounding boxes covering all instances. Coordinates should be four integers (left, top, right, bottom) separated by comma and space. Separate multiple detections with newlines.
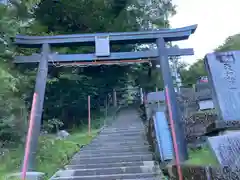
169, 0, 240, 64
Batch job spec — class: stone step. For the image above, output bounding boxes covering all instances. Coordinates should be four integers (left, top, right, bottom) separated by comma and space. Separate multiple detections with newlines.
91, 139, 147, 144
98, 132, 145, 137
81, 145, 151, 151
108, 127, 144, 129
108, 126, 144, 131
50, 108, 163, 180
89, 141, 148, 144
56, 165, 158, 177
98, 133, 146, 137
104, 126, 144, 131
70, 154, 153, 165
78, 146, 151, 154
65, 161, 155, 170
93, 137, 146, 142
115, 179, 159, 180
75, 151, 153, 158
91, 138, 147, 142
100, 130, 145, 135
86, 141, 149, 148
108, 127, 144, 130
93, 136, 146, 142
101, 131, 145, 135
51, 172, 158, 180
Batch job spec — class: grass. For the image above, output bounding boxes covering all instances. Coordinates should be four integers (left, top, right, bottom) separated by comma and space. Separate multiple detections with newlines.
0, 129, 99, 180
185, 147, 219, 166
0, 107, 118, 180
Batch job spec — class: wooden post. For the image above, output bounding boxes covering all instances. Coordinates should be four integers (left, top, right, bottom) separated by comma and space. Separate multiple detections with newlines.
156, 87, 160, 108
144, 93, 147, 104
88, 95, 91, 136
104, 96, 108, 126
140, 88, 143, 104
192, 84, 196, 91
113, 89, 117, 107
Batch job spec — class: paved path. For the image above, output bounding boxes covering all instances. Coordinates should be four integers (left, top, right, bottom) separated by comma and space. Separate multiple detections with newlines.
51, 107, 163, 180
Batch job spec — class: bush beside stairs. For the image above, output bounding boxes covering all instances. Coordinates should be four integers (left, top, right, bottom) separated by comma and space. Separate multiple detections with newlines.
50, 107, 164, 180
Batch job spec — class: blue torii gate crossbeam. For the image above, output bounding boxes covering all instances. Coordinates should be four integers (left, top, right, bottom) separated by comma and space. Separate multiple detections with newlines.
14, 48, 194, 63
15, 25, 197, 47
14, 24, 197, 172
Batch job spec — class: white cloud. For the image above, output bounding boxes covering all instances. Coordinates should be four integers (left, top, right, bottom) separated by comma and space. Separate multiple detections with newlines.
170, 0, 240, 64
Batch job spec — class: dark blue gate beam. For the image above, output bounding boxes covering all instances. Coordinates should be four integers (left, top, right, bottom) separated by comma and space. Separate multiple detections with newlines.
14, 48, 193, 63
15, 25, 197, 48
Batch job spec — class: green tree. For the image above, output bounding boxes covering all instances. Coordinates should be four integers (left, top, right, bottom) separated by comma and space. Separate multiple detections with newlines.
216, 33, 240, 52
180, 59, 207, 86
0, 0, 177, 141
180, 32, 240, 86
0, 2, 31, 143
21, 0, 176, 128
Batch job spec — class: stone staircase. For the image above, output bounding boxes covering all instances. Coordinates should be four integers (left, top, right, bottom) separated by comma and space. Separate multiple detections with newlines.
51, 108, 163, 180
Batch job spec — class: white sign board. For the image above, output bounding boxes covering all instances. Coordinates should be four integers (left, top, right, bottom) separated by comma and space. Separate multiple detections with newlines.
95, 36, 110, 57
198, 99, 214, 110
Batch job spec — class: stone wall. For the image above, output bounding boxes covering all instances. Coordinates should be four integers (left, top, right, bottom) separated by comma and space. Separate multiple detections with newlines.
143, 108, 238, 179
164, 109, 217, 144
167, 90, 217, 144
140, 95, 238, 180
144, 87, 218, 145
168, 164, 240, 180
195, 82, 212, 101
177, 87, 218, 144
184, 111, 217, 143
145, 117, 159, 160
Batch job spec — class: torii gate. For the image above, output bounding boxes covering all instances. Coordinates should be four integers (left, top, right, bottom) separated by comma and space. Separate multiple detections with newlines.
14, 25, 197, 172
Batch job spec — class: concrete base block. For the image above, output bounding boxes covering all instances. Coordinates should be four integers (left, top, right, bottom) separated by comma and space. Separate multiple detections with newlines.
7, 172, 45, 180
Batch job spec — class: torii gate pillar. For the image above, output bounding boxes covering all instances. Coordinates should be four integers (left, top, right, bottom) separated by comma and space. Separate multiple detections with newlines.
23, 43, 49, 171
156, 38, 188, 161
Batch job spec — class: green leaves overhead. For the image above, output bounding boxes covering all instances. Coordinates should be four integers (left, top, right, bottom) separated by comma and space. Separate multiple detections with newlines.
0, 0, 176, 142
34, 0, 132, 33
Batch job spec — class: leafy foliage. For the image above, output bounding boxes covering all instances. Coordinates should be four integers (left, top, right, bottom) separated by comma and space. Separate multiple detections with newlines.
180, 59, 207, 86
216, 33, 240, 52
180, 32, 240, 86
0, 0, 176, 144
0, 3, 29, 143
